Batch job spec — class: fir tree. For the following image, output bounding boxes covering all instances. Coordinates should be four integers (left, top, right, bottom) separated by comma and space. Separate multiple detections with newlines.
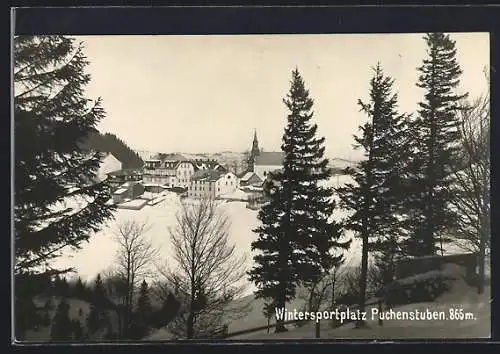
50, 299, 73, 340
249, 69, 348, 333
92, 274, 107, 307
86, 303, 101, 335
336, 64, 411, 325
405, 33, 468, 256
74, 277, 86, 299
14, 35, 116, 336
130, 280, 153, 339
72, 319, 84, 340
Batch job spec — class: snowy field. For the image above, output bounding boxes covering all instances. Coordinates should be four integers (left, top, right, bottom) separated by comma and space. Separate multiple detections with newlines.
51, 174, 473, 296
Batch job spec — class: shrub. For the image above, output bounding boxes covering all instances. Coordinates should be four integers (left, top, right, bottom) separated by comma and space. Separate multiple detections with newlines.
384, 270, 454, 306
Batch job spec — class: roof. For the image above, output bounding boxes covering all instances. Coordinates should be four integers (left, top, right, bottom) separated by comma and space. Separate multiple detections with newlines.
108, 169, 142, 176
191, 169, 225, 182
240, 172, 254, 182
240, 171, 262, 182
255, 152, 285, 166
114, 188, 127, 195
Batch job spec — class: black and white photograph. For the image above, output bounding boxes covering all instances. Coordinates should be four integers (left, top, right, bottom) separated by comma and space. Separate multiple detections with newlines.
13, 32, 490, 342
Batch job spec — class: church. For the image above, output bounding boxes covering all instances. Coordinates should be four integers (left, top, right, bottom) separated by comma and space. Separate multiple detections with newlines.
246, 130, 285, 181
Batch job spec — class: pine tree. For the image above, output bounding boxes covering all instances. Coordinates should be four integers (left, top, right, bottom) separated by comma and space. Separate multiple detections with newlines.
14, 35, 116, 336
405, 33, 468, 256
249, 69, 348, 333
50, 299, 73, 340
336, 64, 411, 325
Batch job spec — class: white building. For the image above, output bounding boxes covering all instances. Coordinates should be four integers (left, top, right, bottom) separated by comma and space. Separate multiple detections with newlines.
253, 152, 285, 181
188, 170, 238, 199
143, 154, 195, 188
97, 153, 122, 182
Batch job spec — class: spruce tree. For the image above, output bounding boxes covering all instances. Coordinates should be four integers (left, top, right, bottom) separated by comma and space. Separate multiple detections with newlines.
130, 280, 153, 339
405, 33, 468, 256
336, 64, 411, 325
14, 36, 115, 336
72, 319, 84, 340
50, 299, 73, 340
86, 303, 100, 335
74, 277, 86, 299
249, 69, 348, 332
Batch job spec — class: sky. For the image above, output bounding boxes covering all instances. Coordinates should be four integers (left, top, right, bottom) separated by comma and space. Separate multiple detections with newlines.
78, 33, 489, 160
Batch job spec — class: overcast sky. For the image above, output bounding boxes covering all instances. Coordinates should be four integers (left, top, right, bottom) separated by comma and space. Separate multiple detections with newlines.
78, 33, 489, 160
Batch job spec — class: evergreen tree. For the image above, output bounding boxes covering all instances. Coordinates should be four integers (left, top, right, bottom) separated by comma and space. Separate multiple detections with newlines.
14, 35, 116, 336
336, 64, 411, 325
71, 319, 84, 340
249, 69, 348, 333
50, 299, 73, 340
92, 274, 107, 306
86, 303, 101, 335
405, 33, 468, 256
130, 280, 153, 339
74, 277, 86, 299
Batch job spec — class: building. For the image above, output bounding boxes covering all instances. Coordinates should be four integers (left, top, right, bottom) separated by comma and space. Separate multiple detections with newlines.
107, 169, 143, 189
112, 181, 145, 204
192, 159, 227, 173
188, 169, 238, 199
254, 152, 285, 181
246, 130, 285, 180
142, 153, 195, 188
96, 152, 122, 182
238, 171, 263, 187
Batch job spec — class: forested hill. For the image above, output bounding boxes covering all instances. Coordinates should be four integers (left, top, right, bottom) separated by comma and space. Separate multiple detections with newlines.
79, 129, 144, 169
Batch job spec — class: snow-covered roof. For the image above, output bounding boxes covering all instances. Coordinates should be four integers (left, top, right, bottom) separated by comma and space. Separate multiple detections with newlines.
240, 172, 255, 182
114, 188, 127, 195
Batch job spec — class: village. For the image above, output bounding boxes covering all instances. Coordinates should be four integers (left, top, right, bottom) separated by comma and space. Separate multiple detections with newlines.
99, 130, 353, 211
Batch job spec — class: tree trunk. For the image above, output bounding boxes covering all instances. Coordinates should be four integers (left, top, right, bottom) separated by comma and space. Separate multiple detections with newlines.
356, 232, 369, 329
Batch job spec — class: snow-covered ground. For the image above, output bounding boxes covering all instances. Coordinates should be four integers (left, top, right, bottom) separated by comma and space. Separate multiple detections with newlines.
51, 174, 471, 295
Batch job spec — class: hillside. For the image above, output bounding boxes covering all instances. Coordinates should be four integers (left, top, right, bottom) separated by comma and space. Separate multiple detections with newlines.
79, 129, 144, 169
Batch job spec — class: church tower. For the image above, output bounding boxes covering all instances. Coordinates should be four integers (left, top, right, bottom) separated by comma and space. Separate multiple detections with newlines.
247, 129, 260, 172
251, 129, 260, 158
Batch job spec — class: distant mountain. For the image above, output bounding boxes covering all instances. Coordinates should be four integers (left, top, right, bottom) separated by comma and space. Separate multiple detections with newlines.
79, 129, 144, 169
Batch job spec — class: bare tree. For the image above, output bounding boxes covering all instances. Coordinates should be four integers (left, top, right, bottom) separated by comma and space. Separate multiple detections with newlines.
113, 220, 159, 338
159, 197, 249, 339
450, 68, 490, 294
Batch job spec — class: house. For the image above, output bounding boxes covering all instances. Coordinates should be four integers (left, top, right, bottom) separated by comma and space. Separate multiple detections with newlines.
142, 153, 195, 188
107, 169, 143, 189
96, 152, 122, 182
238, 171, 263, 187
253, 152, 285, 181
112, 181, 145, 204
188, 170, 238, 199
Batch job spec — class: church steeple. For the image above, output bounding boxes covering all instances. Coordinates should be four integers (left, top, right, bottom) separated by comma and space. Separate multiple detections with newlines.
252, 129, 259, 156
247, 129, 260, 173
